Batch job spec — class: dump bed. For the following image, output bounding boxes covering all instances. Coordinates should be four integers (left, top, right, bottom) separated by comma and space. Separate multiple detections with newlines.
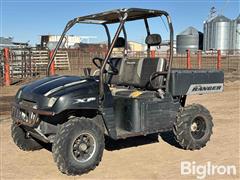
169, 69, 224, 96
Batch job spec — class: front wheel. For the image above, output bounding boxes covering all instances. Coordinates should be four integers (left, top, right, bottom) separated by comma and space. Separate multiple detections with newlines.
173, 104, 213, 150
52, 117, 104, 175
11, 123, 43, 151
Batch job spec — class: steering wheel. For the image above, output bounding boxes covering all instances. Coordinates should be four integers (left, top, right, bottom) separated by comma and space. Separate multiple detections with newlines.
92, 57, 103, 69
92, 57, 119, 75
149, 71, 166, 89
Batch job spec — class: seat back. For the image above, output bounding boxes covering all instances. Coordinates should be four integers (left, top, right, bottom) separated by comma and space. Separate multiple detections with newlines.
118, 58, 139, 86
119, 58, 167, 89
117, 33, 166, 89
106, 37, 126, 84
146, 58, 167, 89
105, 58, 123, 85
106, 34, 167, 89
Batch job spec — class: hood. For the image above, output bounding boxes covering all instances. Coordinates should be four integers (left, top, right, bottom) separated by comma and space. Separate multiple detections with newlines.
16, 75, 112, 113
20, 75, 98, 100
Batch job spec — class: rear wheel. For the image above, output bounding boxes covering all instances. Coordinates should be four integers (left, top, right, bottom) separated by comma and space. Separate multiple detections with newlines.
52, 117, 104, 175
173, 104, 213, 150
11, 123, 43, 151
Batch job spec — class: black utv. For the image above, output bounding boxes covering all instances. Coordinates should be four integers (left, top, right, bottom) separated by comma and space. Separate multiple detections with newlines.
11, 8, 224, 175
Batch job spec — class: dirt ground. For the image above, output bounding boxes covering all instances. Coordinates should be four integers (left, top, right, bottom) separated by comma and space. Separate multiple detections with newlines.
0, 80, 239, 180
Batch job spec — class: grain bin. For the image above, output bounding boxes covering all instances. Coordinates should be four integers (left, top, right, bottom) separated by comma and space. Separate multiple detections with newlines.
231, 15, 240, 50
176, 27, 203, 54
203, 15, 231, 50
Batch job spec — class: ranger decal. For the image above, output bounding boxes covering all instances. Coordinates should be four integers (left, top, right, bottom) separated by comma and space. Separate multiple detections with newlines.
186, 83, 224, 95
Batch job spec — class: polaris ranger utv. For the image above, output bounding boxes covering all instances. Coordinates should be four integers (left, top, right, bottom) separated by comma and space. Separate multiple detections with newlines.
11, 8, 224, 175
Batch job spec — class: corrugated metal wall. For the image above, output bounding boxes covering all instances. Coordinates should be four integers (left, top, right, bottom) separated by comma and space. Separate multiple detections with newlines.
203, 14, 240, 51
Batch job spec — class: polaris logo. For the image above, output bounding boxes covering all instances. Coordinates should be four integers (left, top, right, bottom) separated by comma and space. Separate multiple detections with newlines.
187, 83, 223, 95
126, 61, 136, 65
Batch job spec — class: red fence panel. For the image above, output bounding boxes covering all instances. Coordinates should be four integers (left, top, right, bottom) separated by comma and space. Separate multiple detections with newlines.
217, 49, 221, 70
3, 48, 11, 86
186, 49, 191, 69
49, 50, 55, 75
197, 50, 202, 69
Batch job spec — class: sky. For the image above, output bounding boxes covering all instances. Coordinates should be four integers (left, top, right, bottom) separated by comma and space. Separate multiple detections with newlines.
1, 0, 239, 45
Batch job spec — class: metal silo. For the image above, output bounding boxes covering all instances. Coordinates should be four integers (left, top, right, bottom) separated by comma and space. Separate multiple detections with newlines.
236, 15, 240, 50
231, 15, 240, 50
204, 18, 214, 51
203, 22, 208, 51
176, 27, 203, 54
204, 15, 231, 50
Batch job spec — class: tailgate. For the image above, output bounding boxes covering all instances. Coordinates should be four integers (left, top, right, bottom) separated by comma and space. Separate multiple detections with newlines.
169, 69, 224, 96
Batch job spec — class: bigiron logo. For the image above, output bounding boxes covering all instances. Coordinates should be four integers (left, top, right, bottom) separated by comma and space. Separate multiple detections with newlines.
181, 161, 237, 179
187, 83, 223, 95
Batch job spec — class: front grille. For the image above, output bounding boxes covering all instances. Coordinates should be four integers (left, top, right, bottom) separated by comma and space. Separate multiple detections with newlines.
12, 105, 39, 126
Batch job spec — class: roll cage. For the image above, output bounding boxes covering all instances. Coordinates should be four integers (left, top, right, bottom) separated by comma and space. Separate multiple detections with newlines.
46, 8, 174, 101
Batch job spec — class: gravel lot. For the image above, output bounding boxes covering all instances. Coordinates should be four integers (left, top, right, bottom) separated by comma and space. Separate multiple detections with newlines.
0, 81, 239, 179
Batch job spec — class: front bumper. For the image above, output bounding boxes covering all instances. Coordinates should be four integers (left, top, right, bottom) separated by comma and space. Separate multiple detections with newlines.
11, 102, 56, 143
11, 102, 55, 127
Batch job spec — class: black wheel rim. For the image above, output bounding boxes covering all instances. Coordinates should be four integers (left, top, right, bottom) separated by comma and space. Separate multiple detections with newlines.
72, 132, 96, 163
190, 116, 207, 140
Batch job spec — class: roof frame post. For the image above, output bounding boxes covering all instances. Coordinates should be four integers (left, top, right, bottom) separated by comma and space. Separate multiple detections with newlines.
144, 18, 151, 57
99, 12, 128, 102
103, 24, 111, 49
164, 14, 174, 93
46, 19, 77, 76
122, 25, 128, 56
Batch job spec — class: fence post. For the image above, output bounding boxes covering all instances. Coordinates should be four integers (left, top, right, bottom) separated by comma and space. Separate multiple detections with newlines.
186, 49, 191, 69
3, 48, 11, 86
21, 52, 24, 78
49, 50, 55, 75
24, 51, 27, 77
197, 50, 202, 69
150, 50, 155, 58
217, 49, 221, 70
29, 49, 32, 77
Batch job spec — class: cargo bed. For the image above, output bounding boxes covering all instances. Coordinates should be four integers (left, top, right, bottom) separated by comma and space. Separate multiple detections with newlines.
169, 69, 224, 96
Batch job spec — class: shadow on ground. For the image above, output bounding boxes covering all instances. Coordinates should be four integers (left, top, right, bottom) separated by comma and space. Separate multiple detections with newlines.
35, 132, 183, 152
159, 131, 182, 149
105, 134, 159, 151
105, 132, 183, 151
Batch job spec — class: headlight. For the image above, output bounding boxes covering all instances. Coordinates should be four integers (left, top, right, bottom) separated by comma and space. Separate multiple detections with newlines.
32, 104, 38, 109
47, 97, 58, 107
16, 89, 22, 100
